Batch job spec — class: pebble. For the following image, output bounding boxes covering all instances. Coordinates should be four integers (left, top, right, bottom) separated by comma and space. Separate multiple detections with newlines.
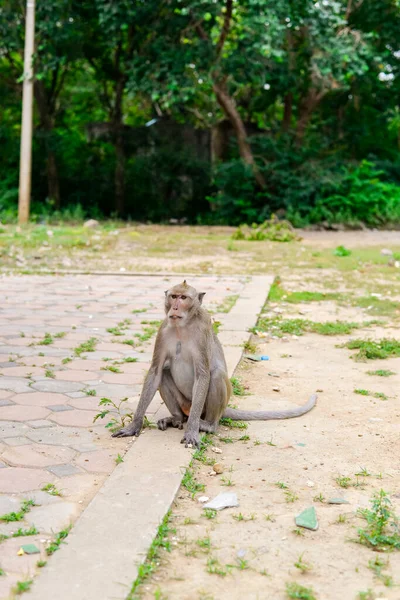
307, 480, 315, 487
198, 496, 209, 503
211, 447, 222, 454
213, 463, 224, 474
272, 387, 280, 392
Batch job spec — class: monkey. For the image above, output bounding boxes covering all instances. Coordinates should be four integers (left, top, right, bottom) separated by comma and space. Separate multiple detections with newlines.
112, 281, 317, 448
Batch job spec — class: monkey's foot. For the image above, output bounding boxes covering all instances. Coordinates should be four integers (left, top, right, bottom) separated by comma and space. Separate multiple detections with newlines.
181, 431, 200, 448
157, 417, 184, 431
112, 421, 142, 438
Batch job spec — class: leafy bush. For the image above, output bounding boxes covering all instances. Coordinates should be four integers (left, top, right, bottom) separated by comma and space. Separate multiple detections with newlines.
232, 215, 300, 242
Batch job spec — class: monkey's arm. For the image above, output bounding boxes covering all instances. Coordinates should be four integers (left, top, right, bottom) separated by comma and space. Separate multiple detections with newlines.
112, 329, 167, 438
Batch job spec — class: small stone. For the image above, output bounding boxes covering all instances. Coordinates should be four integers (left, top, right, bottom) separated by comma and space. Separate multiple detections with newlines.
213, 463, 224, 474
295, 506, 318, 531
306, 481, 315, 487
83, 219, 100, 228
328, 498, 350, 505
211, 447, 222, 454
204, 492, 239, 511
272, 387, 280, 392
198, 496, 209, 503
381, 248, 393, 256
208, 470, 217, 476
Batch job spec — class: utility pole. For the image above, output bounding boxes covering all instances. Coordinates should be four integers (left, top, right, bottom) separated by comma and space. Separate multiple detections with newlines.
18, 0, 36, 225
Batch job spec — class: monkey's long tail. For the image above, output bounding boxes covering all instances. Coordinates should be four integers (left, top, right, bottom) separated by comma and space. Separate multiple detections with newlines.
222, 394, 317, 421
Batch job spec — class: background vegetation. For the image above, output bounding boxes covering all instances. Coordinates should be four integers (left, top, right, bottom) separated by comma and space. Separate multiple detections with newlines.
1, 0, 400, 226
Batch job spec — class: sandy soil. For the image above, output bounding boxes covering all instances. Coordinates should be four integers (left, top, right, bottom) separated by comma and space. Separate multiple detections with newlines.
134, 252, 400, 600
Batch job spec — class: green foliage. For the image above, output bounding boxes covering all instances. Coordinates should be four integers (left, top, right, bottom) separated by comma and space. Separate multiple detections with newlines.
343, 338, 400, 361
255, 316, 361, 337
357, 490, 400, 551
232, 216, 300, 242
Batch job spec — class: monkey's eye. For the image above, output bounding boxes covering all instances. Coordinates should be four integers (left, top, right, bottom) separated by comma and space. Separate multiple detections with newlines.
181, 295, 187, 300
171, 295, 177, 299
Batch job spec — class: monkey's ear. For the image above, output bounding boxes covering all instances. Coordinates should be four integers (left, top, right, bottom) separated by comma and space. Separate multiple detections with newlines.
164, 290, 168, 296
198, 292, 206, 304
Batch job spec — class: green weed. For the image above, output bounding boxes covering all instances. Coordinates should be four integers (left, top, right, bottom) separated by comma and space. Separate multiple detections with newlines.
203, 509, 217, 520
41, 483, 62, 497
93, 397, 132, 432
343, 338, 400, 361
255, 316, 360, 337
357, 490, 400, 550
294, 553, 313, 573
12, 579, 33, 595
73, 337, 97, 356
46, 527, 71, 555
286, 582, 316, 599
367, 370, 395, 377
230, 377, 247, 396
182, 468, 205, 498
0, 499, 36, 522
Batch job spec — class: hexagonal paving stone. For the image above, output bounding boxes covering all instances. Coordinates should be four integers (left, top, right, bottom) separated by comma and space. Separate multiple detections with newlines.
0, 405, 50, 422
0, 378, 32, 394
0, 399, 14, 407
3, 436, 31, 446
24, 501, 79, 533
2, 443, 76, 468
49, 409, 99, 428
0, 390, 13, 400
54, 370, 95, 382
47, 464, 82, 477
0, 366, 43, 378
26, 425, 94, 446
11, 391, 72, 407
27, 420, 54, 429
47, 405, 74, 412
0, 421, 31, 438
0, 467, 56, 493
0, 536, 49, 574
75, 449, 116, 473
31, 380, 83, 393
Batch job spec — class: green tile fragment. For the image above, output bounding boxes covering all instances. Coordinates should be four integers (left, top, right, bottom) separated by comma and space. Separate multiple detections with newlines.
21, 544, 40, 555
295, 506, 318, 531
328, 498, 350, 505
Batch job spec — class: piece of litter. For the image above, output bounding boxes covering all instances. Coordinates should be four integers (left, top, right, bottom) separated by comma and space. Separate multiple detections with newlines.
244, 354, 269, 361
296, 442, 306, 447
17, 548, 24, 556
268, 372, 280, 378
237, 549, 246, 558
306, 481, 315, 488
328, 498, 350, 505
198, 496, 209, 503
21, 544, 40, 554
204, 492, 239, 511
295, 507, 318, 531
211, 447, 222, 454
272, 387, 280, 392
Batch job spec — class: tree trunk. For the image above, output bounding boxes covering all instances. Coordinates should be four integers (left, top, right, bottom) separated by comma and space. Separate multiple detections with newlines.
295, 88, 325, 146
282, 93, 293, 132
34, 81, 61, 209
213, 81, 266, 188
113, 76, 126, 216
114, 126, 125, 217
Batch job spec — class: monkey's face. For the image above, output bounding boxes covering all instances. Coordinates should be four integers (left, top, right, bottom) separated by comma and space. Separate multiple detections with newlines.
165, 282, 205, 327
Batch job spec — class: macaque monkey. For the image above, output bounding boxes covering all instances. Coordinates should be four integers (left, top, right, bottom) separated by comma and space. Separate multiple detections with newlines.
113, 281, 317, 447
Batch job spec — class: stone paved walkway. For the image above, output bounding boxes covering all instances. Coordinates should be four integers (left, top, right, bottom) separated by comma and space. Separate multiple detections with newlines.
0, 274, 249, 599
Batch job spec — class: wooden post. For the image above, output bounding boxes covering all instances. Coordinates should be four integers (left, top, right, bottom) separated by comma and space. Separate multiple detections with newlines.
18, 0, 36, 224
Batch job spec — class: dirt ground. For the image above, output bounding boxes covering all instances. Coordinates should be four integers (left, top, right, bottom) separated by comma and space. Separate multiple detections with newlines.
127, 232, 400, 600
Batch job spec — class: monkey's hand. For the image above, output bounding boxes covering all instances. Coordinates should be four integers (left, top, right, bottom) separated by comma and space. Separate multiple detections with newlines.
112, 418, 143, 438
181, 430, 200, 448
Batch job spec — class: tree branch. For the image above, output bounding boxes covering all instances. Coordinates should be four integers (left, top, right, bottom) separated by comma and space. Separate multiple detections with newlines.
215, 0, 233, 59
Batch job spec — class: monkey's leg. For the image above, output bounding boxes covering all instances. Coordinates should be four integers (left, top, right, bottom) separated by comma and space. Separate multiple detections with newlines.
198, 368, 230, 434
158, 368, 189, 431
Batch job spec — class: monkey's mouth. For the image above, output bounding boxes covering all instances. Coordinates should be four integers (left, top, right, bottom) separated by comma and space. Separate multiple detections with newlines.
169, 315, 182, 320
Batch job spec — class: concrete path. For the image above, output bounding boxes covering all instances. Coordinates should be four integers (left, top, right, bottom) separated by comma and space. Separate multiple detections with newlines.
0, 274, 272, 600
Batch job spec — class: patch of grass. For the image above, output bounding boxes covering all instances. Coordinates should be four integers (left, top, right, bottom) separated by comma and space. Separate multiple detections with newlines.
212, 320, 221, 334
294, 553, 313, 573
85, 389, 97, 396
357, 591, 375, 600
255, 316, 361, 337
268, 277, 341, 304
343, 338, 400, 361
232, 513, 255, 522
203, 509, 217, 520
354, 388, 369, 396
292, 528, 305, 537
127, 511, 174, 599
46, 526, 71, 555
313, 493, 325, 503
367, 369, 395, 377
12, 579, 33, 595
206, 556, 229, 577
357, 489, 400, 551
284, 490, 299, 503
42, 483, 62, 497
219, 436, 234, 444
0, 499, 36, 522
219, 417, 247, 429
239, 434, 250, 441
73, 337, 97, 356
45, 368, 55, 378
243, 340, 257, 353
37, 332, 54, 346
214, 294, 239, 313
101, 365, 122, 373
36, 560, 47, 568
119, 356, 138, 363
135, 321, 162, 344
131, 308, 148, 314
286, 582, 317, 599
354, 389, 388, 401
54, 331, 66, 339
334, 245, 352, 257
12, 526, 38, 537
355, 468, 371, 477
182, 467, 205, 498
196, 537, 211, 550
336, 514, 347, 524
275, 481, 289, 489
62, 357, 72, 365
230, 376, 248, 396
115, 454, 124, 465
335, 476, 352, 488
367, 556, 393, 587
355, 296, 399, 317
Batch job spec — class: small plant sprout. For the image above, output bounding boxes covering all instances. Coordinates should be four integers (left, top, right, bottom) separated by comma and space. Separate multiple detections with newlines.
336, 514, 347, 524
294, 553, 313, 574
357, 489, 400, 550
286, 582, 316, 600
292, 528, 305, 537
335, 476, 352, 488
203, 509, 217, 520
115, 454, 124, 465
93, 397, 133, 432
41, 483, 62, 497
313, 493, 325, 503
355, 467, 371, 477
